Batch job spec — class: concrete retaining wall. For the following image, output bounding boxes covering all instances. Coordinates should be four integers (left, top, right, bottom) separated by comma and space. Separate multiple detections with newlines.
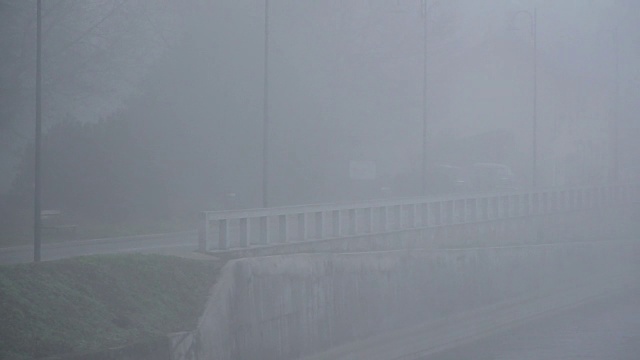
173, 240, 639, 360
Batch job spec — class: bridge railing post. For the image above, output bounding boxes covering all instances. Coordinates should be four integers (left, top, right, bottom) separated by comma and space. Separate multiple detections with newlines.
429, 202, 440, 227
408, 204, 418, 228
480, 197, 489, 221
455, 199, 465, 224
466, 198, 477, 223
420, 203, 429, 227
524, 193, 531, 215
379, 206, 388, 232
490, 196, 498, 220
315, 211, 324, 239
198, 212, 209, 252
363, 208, 373, 233
501, 195, 509, 218
532, 193, 540, 215
217, 219, 229, 250
560, 191, 567, 211
393, 205, 402, 230
298, 213, 307, 240
445, 201, 454, 225
278, 214, 288, 243
347, 209, 357, 235
259, 216, 269, 245
239, 218, 249, 248
332, 210, 341, 237
511, 195, 519, 217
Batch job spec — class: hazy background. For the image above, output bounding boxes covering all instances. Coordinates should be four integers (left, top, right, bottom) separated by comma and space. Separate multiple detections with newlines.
1, 0, 639, 243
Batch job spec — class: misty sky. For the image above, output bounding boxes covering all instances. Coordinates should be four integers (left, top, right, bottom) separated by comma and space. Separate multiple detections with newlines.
1, 0, 638, 202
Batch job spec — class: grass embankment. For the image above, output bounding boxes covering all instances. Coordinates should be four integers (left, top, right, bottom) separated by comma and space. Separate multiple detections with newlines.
0, 254, 223, 359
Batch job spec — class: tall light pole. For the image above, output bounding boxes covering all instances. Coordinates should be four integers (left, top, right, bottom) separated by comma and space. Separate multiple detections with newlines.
262, 0, 270, 208
34, 0, 43, 262
512, 8, 537, 188
611, 27, 620, 183
533, 8, 537, 188
421, 0, 429, 196
420, 0, 438, 195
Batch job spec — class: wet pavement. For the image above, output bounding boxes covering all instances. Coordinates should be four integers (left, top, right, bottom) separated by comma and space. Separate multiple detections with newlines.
425, 287, 640, 360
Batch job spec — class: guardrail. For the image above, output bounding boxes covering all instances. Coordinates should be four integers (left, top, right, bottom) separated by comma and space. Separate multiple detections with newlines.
199, 184, 640, 252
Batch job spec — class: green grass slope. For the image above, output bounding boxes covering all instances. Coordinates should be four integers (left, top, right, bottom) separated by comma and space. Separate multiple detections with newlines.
0, 254, 221, 359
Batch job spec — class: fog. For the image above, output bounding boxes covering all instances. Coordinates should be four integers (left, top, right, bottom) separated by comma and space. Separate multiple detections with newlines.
2, 2, 640, 359
1, 0, 639, 237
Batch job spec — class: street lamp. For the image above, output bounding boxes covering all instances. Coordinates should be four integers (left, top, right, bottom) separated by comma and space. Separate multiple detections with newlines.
34, 0, 43, 262
511, 8, 538, 188
262, 0, 270, 208
611, 27, 619, 183
420, 0, 439, 195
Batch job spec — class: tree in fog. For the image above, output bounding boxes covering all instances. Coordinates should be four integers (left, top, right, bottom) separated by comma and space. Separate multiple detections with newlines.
0, 0, 179, 191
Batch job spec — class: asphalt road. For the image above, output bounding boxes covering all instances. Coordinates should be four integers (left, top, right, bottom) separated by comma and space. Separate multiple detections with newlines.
424, 287, 640, 360
0, 230, 199, 264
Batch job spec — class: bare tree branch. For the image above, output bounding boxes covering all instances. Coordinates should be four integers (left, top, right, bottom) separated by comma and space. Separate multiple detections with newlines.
48, 0, 126, 61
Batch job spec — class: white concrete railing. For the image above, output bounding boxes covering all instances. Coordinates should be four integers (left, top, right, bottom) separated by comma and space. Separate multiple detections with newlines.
199, 184, 640, 252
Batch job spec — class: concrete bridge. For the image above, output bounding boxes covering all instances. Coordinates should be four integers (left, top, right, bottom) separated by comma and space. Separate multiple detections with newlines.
173, 184, 640, 360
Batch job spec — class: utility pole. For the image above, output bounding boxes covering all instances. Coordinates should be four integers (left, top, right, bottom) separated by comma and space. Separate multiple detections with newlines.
34, 0, 42, 262
420, 0, 441, 195
532, 8, 538, 188
262, 0, 270, 208
512, 8, 537, 188
421, 0, 429, 196
611, 27, 620, 183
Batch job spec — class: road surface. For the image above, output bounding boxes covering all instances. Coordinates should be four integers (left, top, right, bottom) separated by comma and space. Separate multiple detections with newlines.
424, 287, 640, 360
0, 231, 198, 264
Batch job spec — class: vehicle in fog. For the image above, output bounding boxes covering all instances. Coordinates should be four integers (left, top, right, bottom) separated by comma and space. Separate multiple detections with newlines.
468, 162, 518, 192
426, 164, 468, 195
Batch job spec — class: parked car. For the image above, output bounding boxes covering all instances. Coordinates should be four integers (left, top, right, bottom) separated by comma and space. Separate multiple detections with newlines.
468, 163, 518, 192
